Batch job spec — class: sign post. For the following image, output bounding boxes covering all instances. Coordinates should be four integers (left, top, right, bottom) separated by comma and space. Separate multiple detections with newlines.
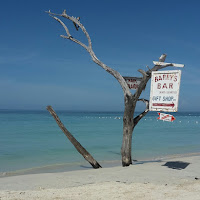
149, 70, 182, 112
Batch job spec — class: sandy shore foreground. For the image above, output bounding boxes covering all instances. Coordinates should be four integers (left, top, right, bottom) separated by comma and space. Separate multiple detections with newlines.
0, 154, 200, 200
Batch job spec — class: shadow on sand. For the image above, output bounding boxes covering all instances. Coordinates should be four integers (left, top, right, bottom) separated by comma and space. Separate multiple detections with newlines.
132, 160, 162, 165
162, 161, 190, 170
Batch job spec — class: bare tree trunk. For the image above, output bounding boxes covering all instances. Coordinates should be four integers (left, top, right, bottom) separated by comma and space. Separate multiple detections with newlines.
121, 119, 134, 166
121, 95, 135, 166
47, 106, 102, 169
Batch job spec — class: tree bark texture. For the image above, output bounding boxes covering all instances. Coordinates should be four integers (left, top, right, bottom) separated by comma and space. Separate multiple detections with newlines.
47, 10, 173, 167
121, 95, 135, 166
47, 106, 102, 169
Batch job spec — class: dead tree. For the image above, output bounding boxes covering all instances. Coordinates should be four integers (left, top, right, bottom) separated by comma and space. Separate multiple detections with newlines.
47, 106, 102, 169
46, 10, 173, 167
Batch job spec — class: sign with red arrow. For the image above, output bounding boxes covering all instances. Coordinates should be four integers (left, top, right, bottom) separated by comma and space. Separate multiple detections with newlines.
152, 103, 175, 107
157, 113, 176, 122
149, 70, 182, 112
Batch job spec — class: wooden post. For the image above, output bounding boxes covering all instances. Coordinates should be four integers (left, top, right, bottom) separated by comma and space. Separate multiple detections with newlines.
47, 106, 102, 169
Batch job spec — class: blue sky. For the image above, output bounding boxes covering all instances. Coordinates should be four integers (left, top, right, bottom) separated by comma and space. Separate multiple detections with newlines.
0, 0, 199, 111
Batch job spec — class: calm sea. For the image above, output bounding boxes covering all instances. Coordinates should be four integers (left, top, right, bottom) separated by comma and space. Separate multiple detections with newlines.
0, 110, 200, 176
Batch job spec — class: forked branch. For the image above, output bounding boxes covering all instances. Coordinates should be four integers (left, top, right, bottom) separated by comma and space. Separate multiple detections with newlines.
134, 99, 149, 126
133, 53, 170, 124
46, 10, 131, 96
134, 53, 168, 100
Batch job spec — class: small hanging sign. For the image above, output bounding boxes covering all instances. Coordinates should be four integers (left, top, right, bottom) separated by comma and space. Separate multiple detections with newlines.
157, 112, 176, 122
123, 77, 142, 90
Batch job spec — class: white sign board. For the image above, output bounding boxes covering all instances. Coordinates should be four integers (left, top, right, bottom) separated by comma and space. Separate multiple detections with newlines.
123, 77, 142, 90
149, 70, 182, 112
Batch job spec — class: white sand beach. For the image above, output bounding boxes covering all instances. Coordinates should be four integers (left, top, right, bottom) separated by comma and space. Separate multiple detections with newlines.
0, 154, 200, 200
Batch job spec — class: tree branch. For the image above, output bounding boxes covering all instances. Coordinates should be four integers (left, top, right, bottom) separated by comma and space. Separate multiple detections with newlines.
47, 105, 102, 169
151, 54, 173, 71
49, 15, 72, 37
159, 54, 167, 62
47, 10, 92, 49
48, 13, 88, 51
60, 35, 88, 50
47, 10, 131, 96
133, 53, 168, 101
133, 69, 149, 100
134, 99, 149, 126
138, 69, 148, 79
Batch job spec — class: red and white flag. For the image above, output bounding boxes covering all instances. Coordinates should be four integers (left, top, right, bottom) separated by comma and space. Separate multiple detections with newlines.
157, 113, 176, 122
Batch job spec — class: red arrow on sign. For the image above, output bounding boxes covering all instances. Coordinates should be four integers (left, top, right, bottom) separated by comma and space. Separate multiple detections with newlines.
153, 102, 175, 107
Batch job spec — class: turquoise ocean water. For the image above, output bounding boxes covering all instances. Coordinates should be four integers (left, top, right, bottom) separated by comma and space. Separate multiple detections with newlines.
0, 110, 200, 176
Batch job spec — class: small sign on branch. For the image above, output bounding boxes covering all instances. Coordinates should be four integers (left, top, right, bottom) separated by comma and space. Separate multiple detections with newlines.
149, 70, 182, 112
123, 77, 142, 90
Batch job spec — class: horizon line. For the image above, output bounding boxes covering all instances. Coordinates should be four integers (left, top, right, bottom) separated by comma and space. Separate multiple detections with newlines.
0, 108, 199, 113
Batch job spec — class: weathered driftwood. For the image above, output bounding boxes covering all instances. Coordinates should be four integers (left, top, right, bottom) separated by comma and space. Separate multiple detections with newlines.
47, 106, 102, 169
46, 10, 173, 166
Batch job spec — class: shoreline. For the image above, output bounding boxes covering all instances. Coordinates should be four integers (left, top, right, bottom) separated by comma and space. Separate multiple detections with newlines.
0, 153, 200, 199
1, 152, 200, 178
